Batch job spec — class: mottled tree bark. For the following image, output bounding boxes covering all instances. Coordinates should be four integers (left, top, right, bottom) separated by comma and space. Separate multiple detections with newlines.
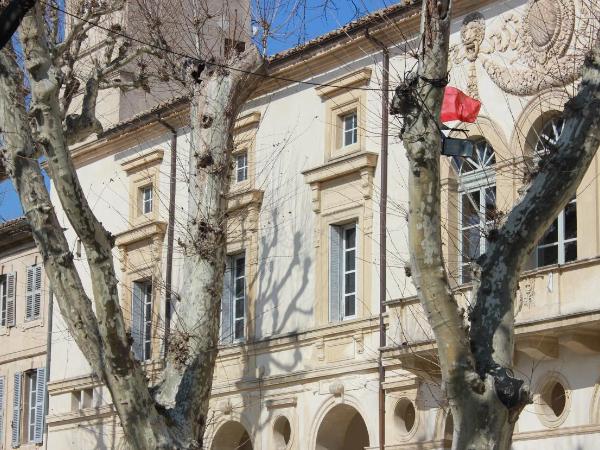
402, 1, 600, 449
155, 50, 265, 446
0, 1, 264, 448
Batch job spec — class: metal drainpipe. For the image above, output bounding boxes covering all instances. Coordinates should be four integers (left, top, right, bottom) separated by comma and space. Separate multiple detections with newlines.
44, 288, 53, 449
366, 28, 389, 450
157, 116, 177, 356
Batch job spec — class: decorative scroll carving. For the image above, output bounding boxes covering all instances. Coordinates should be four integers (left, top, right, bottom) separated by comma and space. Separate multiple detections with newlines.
450, 0, 596, 96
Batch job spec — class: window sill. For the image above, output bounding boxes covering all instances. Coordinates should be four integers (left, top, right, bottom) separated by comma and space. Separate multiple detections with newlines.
22, 318, 43, 330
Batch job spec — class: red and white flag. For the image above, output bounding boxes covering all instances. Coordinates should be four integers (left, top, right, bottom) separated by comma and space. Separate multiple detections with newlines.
440, 86, 481, 123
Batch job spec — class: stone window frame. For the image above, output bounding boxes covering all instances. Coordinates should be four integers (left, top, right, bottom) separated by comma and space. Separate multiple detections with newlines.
230, 111, 260, 194
534, 371, 571, 428
115, 221, 167, 364
526, 112, 577, 268
221, 190, 263, 345
384, 376, 420, 443
303, 151, 377, 325
315, 68, 371, 162
120, 149, 164, 226
442, 116, 510, 285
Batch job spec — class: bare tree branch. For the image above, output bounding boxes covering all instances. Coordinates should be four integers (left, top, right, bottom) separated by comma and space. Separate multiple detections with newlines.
18, 5, 175, 448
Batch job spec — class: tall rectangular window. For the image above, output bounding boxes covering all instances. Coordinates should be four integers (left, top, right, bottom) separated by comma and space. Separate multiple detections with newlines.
236, 152, 248, 183
342, 225, 357, 318
221, 254, 246, 343
535, 197, 577, 267
13, 368, 45, 446
232, 255, 246, 341
329, 223, 358, 322
132, 280, 153, 361
25, 370, 37, 443
459, 186, 496, 283
342, 111, 358, 147
25, 265, 42, 321
140, 185, 153, 215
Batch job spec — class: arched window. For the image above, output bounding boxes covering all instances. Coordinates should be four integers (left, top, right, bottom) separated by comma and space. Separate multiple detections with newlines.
535, 116, 564, 157
532, 115, 577, 267
455, 139, 497, 283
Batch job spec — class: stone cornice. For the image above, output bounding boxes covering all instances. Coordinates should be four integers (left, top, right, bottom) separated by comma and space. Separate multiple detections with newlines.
315, 68, 372, 98
226, 189, 264, 213
69, 105, 187, 169
120, 148, 164, 174
303, 151, 378, 185
115, 220, 167, 248
234, 111, 261, 132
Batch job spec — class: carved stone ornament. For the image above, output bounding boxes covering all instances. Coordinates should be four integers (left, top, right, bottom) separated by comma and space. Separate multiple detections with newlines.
449, 12, 486, 98
450, 0, 596, 96
482, 0, 596, 95
461, 12, 486, 63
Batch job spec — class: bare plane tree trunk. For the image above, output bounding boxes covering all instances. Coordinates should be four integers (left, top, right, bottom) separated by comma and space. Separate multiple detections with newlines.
155, 50, 264, 446
0, 1, 264, 448
401, 1, 600, 449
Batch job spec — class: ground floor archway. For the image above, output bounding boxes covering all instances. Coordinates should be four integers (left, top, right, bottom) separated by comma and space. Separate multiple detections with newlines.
211, 420, 253, 450
315, 403, 370, 450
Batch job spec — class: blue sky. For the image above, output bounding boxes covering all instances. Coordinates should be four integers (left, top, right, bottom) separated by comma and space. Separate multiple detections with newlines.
263, 0, 393, 55
0, 0, 391, 222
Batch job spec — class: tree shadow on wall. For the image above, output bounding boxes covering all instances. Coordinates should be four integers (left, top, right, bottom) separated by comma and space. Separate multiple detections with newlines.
208, 206, 313, 450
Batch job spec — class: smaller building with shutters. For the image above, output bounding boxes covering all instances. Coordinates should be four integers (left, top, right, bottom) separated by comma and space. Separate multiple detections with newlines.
0, 218, 49, 449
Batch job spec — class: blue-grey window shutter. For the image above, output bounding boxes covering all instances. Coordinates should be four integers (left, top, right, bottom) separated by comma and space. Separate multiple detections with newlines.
11, 372, 21, 448
6, 273, 16, 327
0, 376, 5, 445
33, 368, 45, 444
33, 266, 42, 320
220, 259, 233, 344
329, 226, 342, 322
25, 266, 34, 321
131, 283, 143, 360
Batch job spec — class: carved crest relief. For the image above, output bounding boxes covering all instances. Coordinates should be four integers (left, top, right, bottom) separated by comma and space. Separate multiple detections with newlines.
450, 0, 596, 96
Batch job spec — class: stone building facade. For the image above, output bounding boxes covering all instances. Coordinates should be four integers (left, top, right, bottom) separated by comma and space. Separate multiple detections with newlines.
0, 219, 49, 450
38, 0, 600, 449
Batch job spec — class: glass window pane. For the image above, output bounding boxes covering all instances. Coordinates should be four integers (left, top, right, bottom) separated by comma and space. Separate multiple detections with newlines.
345, 226, 356, 248
343, 113, 357, 146
462, 191, 480, 227
235, 298, 244, 318
344, 273, 355, 294
235, 258, 245, 277
345, 250, 355, 271
235, 319, 244, 339
485, 186, 496, 221
564, 241, 577, 263
345, 295, 355, 317
344, 130, 352, 146
564, 201, 577, 240
537, 244, 558, 266
462, 227, 480, 262
539, 219, 559, 245
235, 279, 244, 298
